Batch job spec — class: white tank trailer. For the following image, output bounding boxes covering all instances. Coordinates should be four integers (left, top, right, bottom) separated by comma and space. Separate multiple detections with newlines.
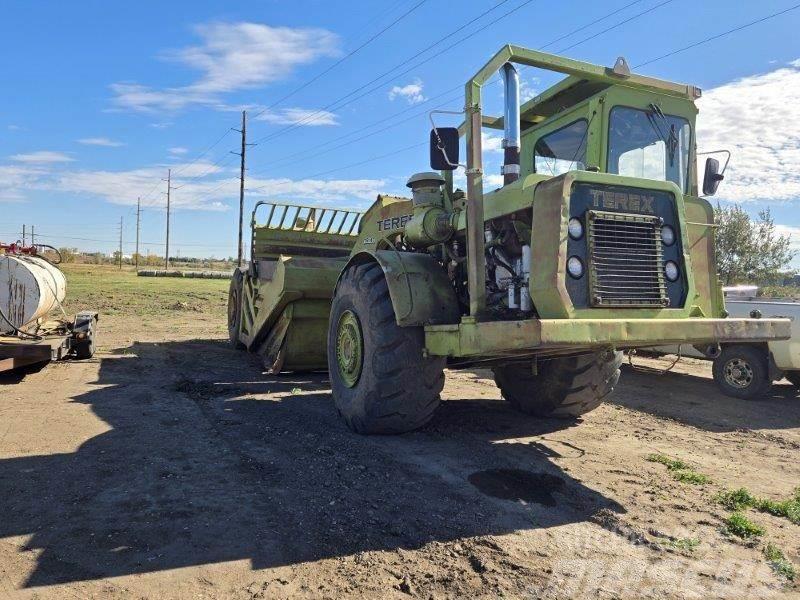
0, 254, 67, 333
0, 246, 97, 374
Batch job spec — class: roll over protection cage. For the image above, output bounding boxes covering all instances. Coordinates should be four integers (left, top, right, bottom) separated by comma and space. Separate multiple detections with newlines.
458, 45, 702, 317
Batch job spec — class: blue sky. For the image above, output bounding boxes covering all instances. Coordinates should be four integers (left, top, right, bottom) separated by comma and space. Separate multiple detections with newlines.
2, 0, 799, 262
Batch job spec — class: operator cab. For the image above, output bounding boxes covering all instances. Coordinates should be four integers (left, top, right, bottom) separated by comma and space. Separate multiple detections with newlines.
520, 76, 699, 196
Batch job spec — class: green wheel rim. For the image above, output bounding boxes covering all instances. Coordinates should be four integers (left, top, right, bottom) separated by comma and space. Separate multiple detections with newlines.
336, 310, 363, 388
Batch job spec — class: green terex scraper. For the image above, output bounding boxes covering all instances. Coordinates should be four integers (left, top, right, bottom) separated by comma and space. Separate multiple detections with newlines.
228, 46, 790, 434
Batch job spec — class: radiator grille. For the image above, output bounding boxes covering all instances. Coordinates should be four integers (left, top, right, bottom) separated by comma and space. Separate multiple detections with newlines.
587, 210, 668, 307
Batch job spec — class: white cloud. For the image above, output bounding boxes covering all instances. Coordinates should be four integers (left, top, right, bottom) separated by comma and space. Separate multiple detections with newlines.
520, 76, 539, 103
0, 164, 44, 201
697, 59, 800, 202
0, 153, 383, 212
254, 107, 338, 126
388, 78, 426, 104
111, 22, 339, 112
10, 151, 74, 163
775, 224, 800, 250
7, 125, 21, 131
482, 132, 504, 153
78, 137, 125, 147
484, 174, 505, 188
150, 122, 173, 129
54, 162, 233, 211
247, 176, 384, 204
169, 147, 189, 155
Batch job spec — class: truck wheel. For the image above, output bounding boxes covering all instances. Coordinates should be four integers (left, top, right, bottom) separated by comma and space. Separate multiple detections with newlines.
784, 371, 800, 388
228, 269, 245, 349
73, 318, 97, 360
493, 350, 622, 418
328, 262, 446, 434
712, 345, 771, 400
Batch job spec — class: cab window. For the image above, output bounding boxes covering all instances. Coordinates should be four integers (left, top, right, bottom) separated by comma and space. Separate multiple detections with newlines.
607, 106, 691, 192
533, 119, 588, 176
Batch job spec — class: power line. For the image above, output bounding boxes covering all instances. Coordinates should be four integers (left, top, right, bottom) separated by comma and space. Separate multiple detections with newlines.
252, 0, 430, 118
147, 0, 659, 205
171, 152, 238, 189
538, 0, 648, 50
247, 141, 427, 194
163, 169, 173, 269
142, 0, 427, 207
117, 216, 123, 269
634, 2, 800, 68
253, 89, 464, 174
251, 0, 527, 145
135, 197, 141, 269
554, 0, 674, 54
248, 0, 662, 180
5, 229, 236, 249
170, 128, 236, 177
232, 110, 255, 267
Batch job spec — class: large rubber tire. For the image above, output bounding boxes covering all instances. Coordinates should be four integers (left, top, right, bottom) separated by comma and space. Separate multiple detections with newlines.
784, 371, 800, 388
493, 350, 622, 418
712, 344, 771, 400
328, 262, 446, 434
227, 269, 245, 349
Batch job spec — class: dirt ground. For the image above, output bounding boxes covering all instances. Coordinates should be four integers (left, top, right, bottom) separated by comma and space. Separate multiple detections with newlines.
1, 268, 799, 599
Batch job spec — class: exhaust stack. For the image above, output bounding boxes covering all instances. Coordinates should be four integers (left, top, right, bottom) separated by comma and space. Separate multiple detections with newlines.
501, 62, 521, 185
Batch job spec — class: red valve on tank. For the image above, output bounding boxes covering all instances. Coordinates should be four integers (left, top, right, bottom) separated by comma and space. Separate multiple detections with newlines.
0, 242, 37, 255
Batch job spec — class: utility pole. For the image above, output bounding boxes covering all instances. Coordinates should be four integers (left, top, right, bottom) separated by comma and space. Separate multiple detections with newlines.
135, 196, 141, 270
22, 225, 26, 245
30, 225, 34, 246
163, 169, 172, 270
232, 110, 254, 268
118, 216, 124, 270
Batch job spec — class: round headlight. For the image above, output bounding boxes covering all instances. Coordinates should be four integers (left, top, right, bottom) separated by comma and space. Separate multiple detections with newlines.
567, 256, 584, 279
661, 225, 675, 246
665, 260, 680, 282
568, 217, 584, 240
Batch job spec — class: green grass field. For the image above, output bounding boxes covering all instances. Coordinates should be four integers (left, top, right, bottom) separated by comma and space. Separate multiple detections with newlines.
60, 264, 229, 318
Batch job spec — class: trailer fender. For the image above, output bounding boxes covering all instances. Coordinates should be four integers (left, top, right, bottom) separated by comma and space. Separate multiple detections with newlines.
339, 251, 460, 327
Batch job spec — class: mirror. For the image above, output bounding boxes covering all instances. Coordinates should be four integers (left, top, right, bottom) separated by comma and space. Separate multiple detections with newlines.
429, 127, 459, 171
702, 157, 724, 196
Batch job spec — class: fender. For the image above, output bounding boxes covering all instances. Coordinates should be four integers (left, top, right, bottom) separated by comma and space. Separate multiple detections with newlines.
339, 250, 460, 327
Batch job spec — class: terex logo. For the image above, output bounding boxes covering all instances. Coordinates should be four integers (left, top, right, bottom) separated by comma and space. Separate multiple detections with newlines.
376, 214, 413, 232
589, 189, 655, 214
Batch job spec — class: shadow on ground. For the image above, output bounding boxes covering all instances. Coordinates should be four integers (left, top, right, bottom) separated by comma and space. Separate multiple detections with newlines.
0, 339, 622, 587
611, 362, 800, 433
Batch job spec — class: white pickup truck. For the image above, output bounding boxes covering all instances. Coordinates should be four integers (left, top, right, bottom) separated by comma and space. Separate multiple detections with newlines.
658, 286, 800, 399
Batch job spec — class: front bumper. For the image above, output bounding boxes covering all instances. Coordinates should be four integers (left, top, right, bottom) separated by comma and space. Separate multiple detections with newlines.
424, 317, 791, 358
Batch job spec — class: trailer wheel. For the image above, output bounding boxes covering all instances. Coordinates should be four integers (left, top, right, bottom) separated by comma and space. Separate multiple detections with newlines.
784, 371, 800, 388
73, 318, 97, 360
228, 269, 245, 349
493, 350, 622, 418
712, 344, 771, 400
328, 262, 445, 434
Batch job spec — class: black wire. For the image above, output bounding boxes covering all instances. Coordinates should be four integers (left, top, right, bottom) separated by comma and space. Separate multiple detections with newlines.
488, 247, 516, 278
634, 3, 800, 68
555, 0, 675, 53
0, 303, 42, 341
251, 0, 523, 144
34, 244, 63, 265
248, 0, 665, 180
251, 0, 430, 118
